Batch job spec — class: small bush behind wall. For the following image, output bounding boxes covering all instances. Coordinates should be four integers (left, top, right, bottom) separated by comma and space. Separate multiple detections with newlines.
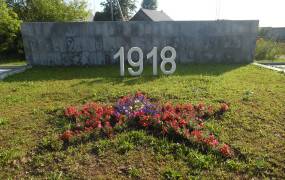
255, 38, 281, 60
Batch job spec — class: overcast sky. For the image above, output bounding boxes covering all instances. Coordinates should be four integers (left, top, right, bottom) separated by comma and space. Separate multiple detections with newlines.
87, 0, 285, 27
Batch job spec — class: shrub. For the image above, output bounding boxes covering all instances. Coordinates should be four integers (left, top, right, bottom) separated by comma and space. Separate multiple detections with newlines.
255, 38, 281, 60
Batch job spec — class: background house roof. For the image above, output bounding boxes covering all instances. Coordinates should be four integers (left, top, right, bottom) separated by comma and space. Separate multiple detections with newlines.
130, 8, 173, 21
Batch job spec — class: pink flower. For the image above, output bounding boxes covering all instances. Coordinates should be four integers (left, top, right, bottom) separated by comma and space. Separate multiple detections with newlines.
97, 122, 102, 129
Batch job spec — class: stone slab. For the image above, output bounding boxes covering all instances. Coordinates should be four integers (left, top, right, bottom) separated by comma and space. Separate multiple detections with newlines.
21, 21, 259, 66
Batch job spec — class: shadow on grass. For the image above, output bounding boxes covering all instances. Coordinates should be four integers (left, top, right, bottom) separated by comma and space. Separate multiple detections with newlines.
4, 64, 247, 84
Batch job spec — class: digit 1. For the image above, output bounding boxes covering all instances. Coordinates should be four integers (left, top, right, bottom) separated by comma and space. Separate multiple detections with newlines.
147, 47, 158, 76
114, 47, 124, 76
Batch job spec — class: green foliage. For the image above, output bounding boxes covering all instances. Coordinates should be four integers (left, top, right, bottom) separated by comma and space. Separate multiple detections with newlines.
10, 0, 91, 22
0, 148, 21, 166
255, 38, 281, 60
46, 171, 64, 180
226, 159, 245, 171
142, 0, 157, 10
117, 141, 135, 154
0, 0, 21, 53
258, 28, 269, 38
242, 90, 254, 102
1, 0, 90, 57
91, 131, 226, 170
2, 0, 90, 56
127, 167, 141, 178
94, 0, 137, 21
92, 139, 111, 156
0, 117, 8, 126
162, 168, 183, 180
37, 135, 63, 153
93, 11, 111, 21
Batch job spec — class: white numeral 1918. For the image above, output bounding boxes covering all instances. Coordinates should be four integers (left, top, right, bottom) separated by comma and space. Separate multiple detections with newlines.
114, 46, 176, 76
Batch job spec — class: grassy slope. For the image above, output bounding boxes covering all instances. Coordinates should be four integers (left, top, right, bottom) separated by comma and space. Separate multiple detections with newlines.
0, 64, 284, 179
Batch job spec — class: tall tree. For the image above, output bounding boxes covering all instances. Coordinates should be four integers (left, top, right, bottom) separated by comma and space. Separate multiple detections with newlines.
94, 0, 137, 21
0, 0, 21, 53
141, 0, 157, 10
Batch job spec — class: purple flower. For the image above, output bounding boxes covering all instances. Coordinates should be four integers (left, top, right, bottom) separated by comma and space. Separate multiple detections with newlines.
114, 93, 158, 118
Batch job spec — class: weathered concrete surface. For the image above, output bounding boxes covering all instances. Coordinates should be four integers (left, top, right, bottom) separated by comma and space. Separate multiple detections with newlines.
21, 21, 259, 66
260, 27, 285, 41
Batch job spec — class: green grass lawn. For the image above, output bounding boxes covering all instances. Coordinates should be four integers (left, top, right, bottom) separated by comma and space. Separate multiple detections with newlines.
0, 64, 284, 179
255, 59, 285, 63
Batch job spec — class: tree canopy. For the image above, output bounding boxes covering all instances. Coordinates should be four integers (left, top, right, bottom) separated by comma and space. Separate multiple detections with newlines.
94, 0, 137, 21
0, 0, 21, 53
141, 0, 157, 10
1, 0, 91, 55
6, 0, 91, 22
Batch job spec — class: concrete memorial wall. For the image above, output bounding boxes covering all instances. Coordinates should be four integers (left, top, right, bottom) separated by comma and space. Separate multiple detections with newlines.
21, 21, 259, 66
260, 27, 285, 41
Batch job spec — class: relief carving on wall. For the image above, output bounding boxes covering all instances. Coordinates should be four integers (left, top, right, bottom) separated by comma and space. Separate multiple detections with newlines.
65, 36, 75, 52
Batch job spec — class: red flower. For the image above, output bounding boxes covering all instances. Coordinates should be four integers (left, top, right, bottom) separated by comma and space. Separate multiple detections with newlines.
183, 129, 190, 138
104, 121, 112, 128
191, 130, 203, 140
162, 127, 168, 134
61, 130, 73, 141
204, 134, 219, 147
65, 106, 78, 117
219, 144, 232, 157
84, 127, 93, 132
139, 115, 151, 127
207, 106, 214, 115
179, 119, 187, 127
162, 103, 174, 112
135, 91, 144, 97
196, 103, 206, 111
61, 94, 232, 158
182, 104, 194, 112
154, 114, 161, 119
220, 103, 229, 112
198, 123, 204, 128
175, 105, 182, 114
